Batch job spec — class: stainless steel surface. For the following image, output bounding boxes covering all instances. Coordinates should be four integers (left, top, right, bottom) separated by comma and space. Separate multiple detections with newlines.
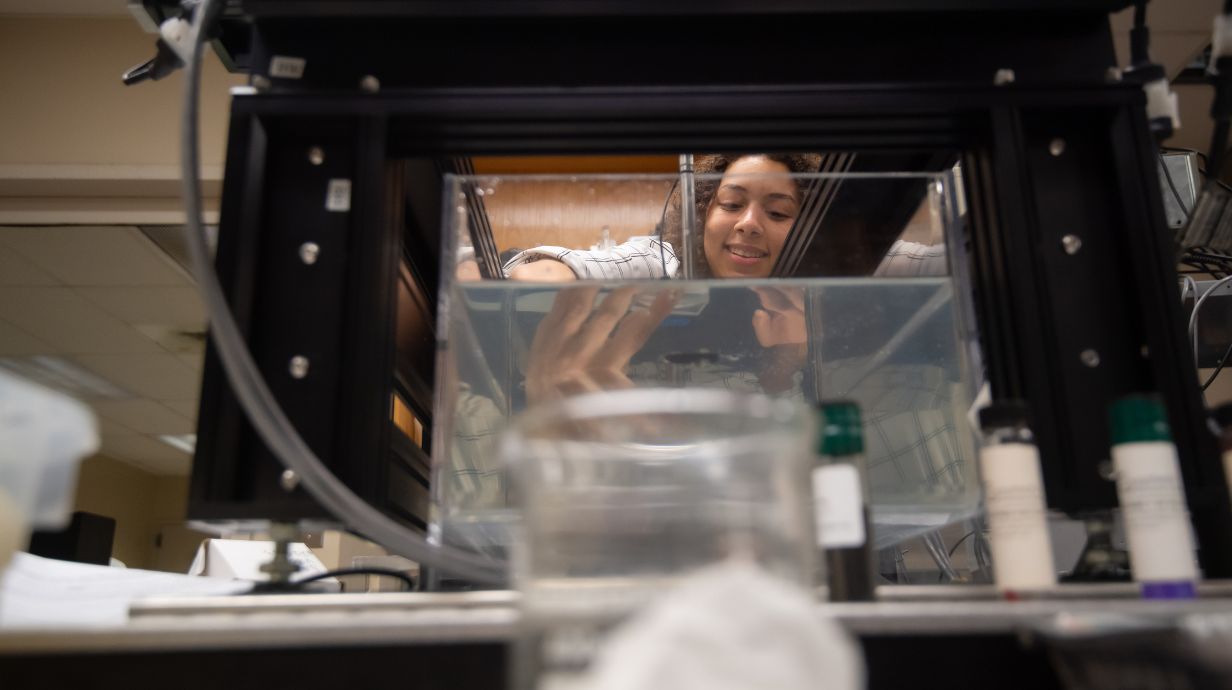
6, 585, 1232, 655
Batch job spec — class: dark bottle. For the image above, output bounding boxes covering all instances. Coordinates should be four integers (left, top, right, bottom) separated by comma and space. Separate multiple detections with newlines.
813, 401, 874, 601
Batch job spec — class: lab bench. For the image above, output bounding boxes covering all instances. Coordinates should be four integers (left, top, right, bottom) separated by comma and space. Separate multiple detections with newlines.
4, 585, 1232, 689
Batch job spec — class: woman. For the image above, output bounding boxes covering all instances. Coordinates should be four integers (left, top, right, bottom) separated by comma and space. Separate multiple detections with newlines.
514, 153, 822, 401
503, 153, 820, 281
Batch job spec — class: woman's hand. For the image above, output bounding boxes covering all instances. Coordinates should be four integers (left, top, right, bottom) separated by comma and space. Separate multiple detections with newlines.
751, 286, 809, 394
525, 286, 675, 403
751, 286, 806, 347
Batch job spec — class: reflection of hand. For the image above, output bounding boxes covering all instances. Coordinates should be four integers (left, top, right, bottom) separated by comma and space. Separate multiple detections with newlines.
751, 287, 809, 394
751, 287, 807, 347
508, 258, 577, 282
525, 286, 675, 403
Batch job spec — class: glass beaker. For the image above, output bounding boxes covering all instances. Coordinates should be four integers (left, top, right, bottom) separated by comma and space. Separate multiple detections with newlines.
502, 387, 817, 621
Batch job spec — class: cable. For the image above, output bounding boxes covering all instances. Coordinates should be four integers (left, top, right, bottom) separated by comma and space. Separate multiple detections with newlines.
180, 0, 503, 584
947, 530, 975, 558
1203, 340, 1232, 390
656, 178, 680, 278
1161, 151, 1193, 220
295, 567, 416, 591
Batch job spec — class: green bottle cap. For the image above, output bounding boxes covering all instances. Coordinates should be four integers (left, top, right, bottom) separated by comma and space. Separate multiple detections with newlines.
1109, 394, 1172, 445
817, 401, 864, 456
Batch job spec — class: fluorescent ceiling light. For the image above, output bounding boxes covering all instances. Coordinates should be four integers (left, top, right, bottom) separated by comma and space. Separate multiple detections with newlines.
0, 356, 131, 400
158, 434, 196, 454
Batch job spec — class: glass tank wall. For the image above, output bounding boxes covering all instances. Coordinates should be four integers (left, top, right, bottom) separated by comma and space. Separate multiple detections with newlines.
424, 162, 981, 584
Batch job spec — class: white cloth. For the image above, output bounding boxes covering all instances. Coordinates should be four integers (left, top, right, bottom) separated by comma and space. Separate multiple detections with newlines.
578, 561, 863, 690
503, 236, 678, 280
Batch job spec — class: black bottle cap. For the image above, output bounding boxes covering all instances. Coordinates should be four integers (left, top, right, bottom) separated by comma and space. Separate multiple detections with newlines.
978, 400, 1030, 431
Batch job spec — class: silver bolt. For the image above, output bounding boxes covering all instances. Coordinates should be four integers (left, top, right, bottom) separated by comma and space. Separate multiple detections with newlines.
1080, 349, 1101, 368
994, 68, 1016, 86
1049, 138, 1066, 157
280, 469, 300, 492
289, 355, 310, 379
1105, 67, 1123, 82
1061, 234, 1083, 255
299, 242, 320, 265
308, 146, 324, 165
360, 75, 380, 93
251, 74, 271, 92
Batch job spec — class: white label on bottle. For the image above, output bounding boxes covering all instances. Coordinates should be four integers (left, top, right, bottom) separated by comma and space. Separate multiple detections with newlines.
325, 179, 351, 212
1113, 441, 1197, 583
978, 444, 1056, 590
813, 464, 865, 548
269, 56, 306, 79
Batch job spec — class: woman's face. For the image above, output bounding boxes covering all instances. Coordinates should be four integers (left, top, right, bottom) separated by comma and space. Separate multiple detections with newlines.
703, 156, 801, 279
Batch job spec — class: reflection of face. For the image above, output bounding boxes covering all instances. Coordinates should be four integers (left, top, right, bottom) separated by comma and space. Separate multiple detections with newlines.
703, 156, 801, 279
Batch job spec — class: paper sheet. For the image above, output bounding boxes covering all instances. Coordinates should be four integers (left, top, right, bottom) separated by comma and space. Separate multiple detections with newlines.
0, 552, 244, 629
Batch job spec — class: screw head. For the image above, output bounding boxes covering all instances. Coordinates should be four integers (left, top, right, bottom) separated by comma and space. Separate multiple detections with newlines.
299, 242, 320, 265
251, 75, 271, 92
1061, 234, 1083, 255
280, 469, 300, 492
308, 146, 324, 165
360, 75, 380, 93
1080, 349, 1101, 368
994, 68, 1016, 86
1049, 138, 1066, 157
289, 355, 310, 379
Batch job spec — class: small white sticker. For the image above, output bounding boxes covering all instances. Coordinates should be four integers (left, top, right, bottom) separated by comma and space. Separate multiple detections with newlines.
325, 179, 352, 212
813, 464, 866, 548
269, 55, 306, 79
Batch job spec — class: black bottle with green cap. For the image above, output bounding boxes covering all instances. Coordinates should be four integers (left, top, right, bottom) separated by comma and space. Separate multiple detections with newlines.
1109, 394, 1197, 599
813, 401, 874, 601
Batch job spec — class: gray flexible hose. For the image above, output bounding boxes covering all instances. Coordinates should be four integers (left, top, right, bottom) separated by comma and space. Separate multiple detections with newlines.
179, 0, 504, 584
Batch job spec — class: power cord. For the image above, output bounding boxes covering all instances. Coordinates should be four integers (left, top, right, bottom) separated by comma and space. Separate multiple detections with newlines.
179, 0, 503, 585
251, 567, 416, 594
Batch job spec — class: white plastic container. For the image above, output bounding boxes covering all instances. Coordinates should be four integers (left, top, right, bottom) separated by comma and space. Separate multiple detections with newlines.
1109, 395, 1197, 599
977, 401, 1055, 594
0, 370, 99, 569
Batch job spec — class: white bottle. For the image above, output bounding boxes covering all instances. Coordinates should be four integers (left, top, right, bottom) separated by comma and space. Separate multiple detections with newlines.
1109, 395, 1197, 599
977, 401, 1055, 595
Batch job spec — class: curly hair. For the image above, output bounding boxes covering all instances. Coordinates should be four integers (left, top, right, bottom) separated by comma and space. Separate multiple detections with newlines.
661, 153, 822, 277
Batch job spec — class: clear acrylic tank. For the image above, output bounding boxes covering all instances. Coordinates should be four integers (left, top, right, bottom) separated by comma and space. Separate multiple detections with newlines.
425, 165, 982, 585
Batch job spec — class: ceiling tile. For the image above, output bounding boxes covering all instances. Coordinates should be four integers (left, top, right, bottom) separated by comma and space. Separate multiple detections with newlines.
162, 399, 199, 420
0, 287, 162, 354
178, 350, 205, 372
99, 433, 192, 476
72, 353, 198, 400
0, 226, 190, 287
91, 399, 194, 435
94, 415, 136, 436
75, 286, 206, 327
0, 318, 54, 355
0, 244, 58, 286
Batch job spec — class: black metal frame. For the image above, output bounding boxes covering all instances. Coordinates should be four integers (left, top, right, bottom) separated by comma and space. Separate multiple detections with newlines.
191, 5, 1232, 576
